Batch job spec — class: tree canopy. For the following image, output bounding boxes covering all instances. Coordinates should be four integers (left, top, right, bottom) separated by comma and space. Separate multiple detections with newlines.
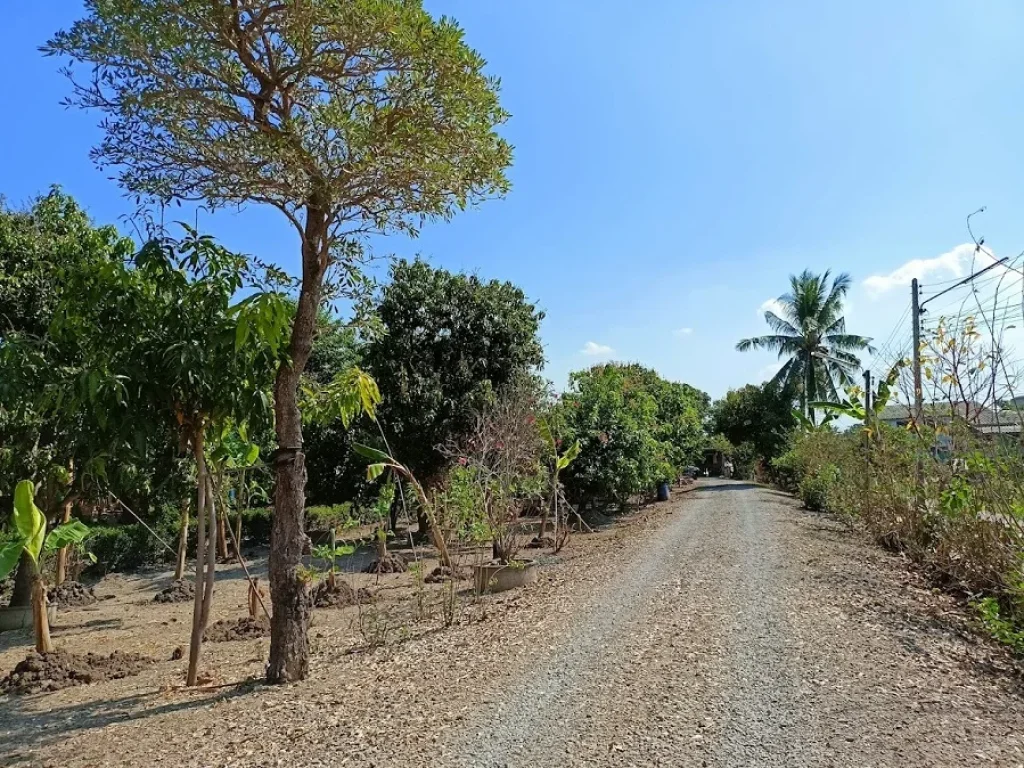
737, 270, 873, 414
710, 383, 797, 467
364, 259, 545, 484
558, 363, 708, 504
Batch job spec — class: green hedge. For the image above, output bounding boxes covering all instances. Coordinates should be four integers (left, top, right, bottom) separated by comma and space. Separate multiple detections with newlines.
86, 502, 368, 573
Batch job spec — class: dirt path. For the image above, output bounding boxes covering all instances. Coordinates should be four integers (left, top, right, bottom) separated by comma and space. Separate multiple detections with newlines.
4, 480, 1023, 767
442, 480, 1024, 767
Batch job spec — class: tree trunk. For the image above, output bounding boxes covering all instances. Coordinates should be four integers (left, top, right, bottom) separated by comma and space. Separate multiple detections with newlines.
267, 208, 328, 684
234, 510, 243, 560
388, 491, 400, 533
201, 472, 217, 627
186, 427, 211, 687
537, 494, 552, 540
54, 496, 75, 587
217, 505, 229, 562
31, 574, 53, 654
174, 498, 190, 581
9, 551, 37, 608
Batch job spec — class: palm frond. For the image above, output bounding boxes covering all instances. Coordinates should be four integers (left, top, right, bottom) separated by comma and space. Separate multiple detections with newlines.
763, 311, 800, 337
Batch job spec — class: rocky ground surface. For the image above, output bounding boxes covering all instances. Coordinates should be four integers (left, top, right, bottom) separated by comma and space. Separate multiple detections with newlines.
2, 480, 1023, 767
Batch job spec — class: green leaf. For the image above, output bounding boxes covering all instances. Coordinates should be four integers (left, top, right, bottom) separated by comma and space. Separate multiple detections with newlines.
557, 440, 582, 471
366, 463, 387, 481
44, 519, 91, 551
537, 417, 555, 450
0, 540, 25, 581
13, 480, 46, 563
352, 443, 392, 463
243, 443, 260, 465
235, 316, 251, 352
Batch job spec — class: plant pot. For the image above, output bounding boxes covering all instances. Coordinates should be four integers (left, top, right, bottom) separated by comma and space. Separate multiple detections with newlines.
473, 560, 538, 594
0, 604, 57, 633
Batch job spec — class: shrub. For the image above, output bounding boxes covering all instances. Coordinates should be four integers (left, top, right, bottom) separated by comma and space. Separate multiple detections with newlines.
305, 503, 358, 533
798, 464, 840, 512
89, 524, 170, 572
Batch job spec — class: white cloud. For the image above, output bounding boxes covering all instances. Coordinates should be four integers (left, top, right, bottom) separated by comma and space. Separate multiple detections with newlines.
863, 243, 1001, 297
580, 341, 614, 357
758, 298, 786, 318
673, 327, 694, 338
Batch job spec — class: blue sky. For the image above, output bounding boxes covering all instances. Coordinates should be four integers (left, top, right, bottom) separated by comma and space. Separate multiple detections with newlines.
4, 1, 1024, 399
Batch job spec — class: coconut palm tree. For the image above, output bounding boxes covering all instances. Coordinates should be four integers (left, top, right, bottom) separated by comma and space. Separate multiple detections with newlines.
737, 270, 873, 418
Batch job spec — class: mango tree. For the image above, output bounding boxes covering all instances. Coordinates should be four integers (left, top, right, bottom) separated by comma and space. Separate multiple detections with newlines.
49, 0, 512, 684
52, 229, 290, 686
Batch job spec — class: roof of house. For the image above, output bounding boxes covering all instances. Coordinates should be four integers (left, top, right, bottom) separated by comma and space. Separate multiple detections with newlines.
876, 400, 1024, 433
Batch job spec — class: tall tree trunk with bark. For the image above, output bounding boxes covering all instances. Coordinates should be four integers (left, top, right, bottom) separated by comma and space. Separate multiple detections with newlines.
186, 427, 212, 686
267, 207, 327, 684
217, 506, 229, 562
174, 497, 189, 581
54, 494, 76, 587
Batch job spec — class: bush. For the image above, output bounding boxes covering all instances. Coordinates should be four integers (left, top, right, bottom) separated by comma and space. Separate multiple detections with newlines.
305, 503, 358, 533
798, 464, 839, 512
89, 524, 170, 572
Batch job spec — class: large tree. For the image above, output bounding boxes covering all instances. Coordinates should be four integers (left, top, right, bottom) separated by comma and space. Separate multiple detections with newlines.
48, 0, 512, 682
364, 260, 545, 490
0, 189, 137, 606
737, 270, 873, 416
558, 363, 707, 505
711, 383, 796, 465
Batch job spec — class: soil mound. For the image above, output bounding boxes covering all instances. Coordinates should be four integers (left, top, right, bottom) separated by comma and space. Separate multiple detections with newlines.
0, 650, 153, 695
424, 565, 469, 583
312, 580, 372, 608
153, 580, 196, 604
362, 553, 408, 574
47, 581, 98, 607
203, 616, 270, 642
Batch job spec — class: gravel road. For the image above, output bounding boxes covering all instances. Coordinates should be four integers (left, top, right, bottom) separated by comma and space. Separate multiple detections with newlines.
5, 479, 1023, 768
443, 479, 1024, 768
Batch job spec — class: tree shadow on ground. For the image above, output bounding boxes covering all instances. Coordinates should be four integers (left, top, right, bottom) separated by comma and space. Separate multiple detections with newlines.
0, 678, 261, 758
695, 482, 760, 493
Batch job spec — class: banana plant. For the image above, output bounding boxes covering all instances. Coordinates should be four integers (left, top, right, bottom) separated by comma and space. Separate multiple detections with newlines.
808, 361, 905, 434
538, 416, 581, 548
352, 442, 454, 568
0, 480, 91, 652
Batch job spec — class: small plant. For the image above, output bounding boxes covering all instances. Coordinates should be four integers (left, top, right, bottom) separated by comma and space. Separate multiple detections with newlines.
0, 480, 91, 652
974, 597, 1024, 655
311, 539, 357, 590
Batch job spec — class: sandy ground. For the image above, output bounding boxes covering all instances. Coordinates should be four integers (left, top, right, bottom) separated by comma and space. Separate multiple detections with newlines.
2, 480, 1023, 767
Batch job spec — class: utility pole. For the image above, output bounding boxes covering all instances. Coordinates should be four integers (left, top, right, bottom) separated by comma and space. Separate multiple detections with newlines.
911, 278, 923, 424
863, 369, 873, 427
911, 278, 925, 498
863, 369, 872, 499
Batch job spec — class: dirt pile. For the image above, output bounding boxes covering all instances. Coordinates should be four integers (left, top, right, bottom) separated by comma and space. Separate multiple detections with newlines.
362, 553, 409, 574
203, 616, 270, 642
526, 535, 555, 549
424, 565, 469, 583
0, 650, 153, 695
47, 581, 98, 607
153, 579, 196, 604
312, 580, 372, 608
